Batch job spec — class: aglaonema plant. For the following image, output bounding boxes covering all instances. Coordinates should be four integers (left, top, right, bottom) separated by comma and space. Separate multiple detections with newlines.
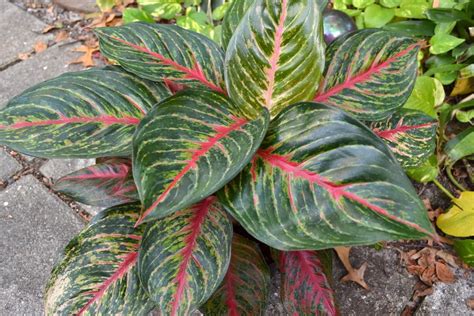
0, 0, 439, 314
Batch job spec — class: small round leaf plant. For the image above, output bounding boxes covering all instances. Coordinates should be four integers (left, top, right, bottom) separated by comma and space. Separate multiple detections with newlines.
0, 0, 439, 315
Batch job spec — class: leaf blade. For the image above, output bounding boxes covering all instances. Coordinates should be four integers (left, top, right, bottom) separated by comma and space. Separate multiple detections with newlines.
0, 67, 170, 158
219, 102, 435, 250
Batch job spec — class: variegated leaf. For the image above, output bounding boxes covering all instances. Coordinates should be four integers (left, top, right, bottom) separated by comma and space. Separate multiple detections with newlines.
132, 89, 269, 224
0, 67, 170, 158
45, 204, 154, 315
96, 23, 226, 93
54, 161, 139, 207
279, 250, 337, 315
219, 102, 435, 250
225, 0, 325, 118
201, 234, 271, 315
138, 197, 232, 316
314, 29, 421, 121
221, 0, 255, 49
370, 109, 437, 168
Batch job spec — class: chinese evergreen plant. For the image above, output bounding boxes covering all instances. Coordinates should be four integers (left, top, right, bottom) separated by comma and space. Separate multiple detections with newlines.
0, 0, 439, 314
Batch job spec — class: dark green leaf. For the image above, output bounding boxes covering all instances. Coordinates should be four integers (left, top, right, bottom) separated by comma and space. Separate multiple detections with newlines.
453, 239, 474, 267
54, 160, 139, 207
383, 20, 435, 37
138, 197, 232, 315
0, 67, 170, 158
132, 89, 269, 224
426, 8, 470, 23
444, 127, 474, 164
221, 0, 255, 49
369, 109, 437, 168
314, 29, 420, 121
45, 204, 154, 315
225, 0, 325, 118
219, 102, 435, 250
201, 234, 271, 315
95, 23, 226, 93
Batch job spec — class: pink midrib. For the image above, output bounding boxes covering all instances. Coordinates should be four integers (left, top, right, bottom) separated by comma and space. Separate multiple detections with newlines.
170, 197, 215, 316
61, 164, 130, 181
294, 251, 336, 315
314, 43, 420, 102
111, 37, 226, 95
77, 251, 138, 316
0, 115, 140, 129
257, 148, 435, 238
135, 116, 248, 226
375, 122, 435, 140
224, 263, 239, 316
263, 0, 288, 109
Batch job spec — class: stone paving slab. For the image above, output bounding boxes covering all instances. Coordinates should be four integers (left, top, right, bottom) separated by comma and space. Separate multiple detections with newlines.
0, 148, 21, 181
0, 1, 51, 69
40, 158, 96, 180
0, 176, 84, 315
0, 42, 82, 108
332, 246, 418, 315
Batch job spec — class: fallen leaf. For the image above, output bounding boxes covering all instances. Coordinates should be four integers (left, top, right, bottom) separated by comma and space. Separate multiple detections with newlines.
467, 297, 474, 310
54, 30, 69, 43
70, 44, 99, 68
18, 52, 31, 60
414, 285, 433, 299
34, 41, 48, 54
42, 25, 56, 33
435, 262, 455, 283
420, 265, 436, 285
335, 246, 369, 289
437, 191, 474, 237
435, 250, 459, 268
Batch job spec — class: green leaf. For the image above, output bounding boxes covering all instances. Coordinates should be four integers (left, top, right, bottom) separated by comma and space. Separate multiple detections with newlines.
444, 127, 474, 164
201, 234, 271, 315
352, 0, 375, 9
434, 21, 457, 35
142, 3, 182, 20
221, 0, 254, 49
315, 29, 420, 121
437, 191, 474, 237
395, 0, 429, 19
219, 103, 435, 250
138, 197, 232, 315
95, 23, 226, 93
212, 2, 231, 20
403, 76, 445, 118
123, 8, 155, 24
364, 4, 395, 28
132, 89, 269, 224
225, 0, 325, 118
369, 109, 437, 169
0, 67, 170, 158
453, 239, 474, 267
53, 160, 139, 207
45, 204, 154, 315
426, 8, 470, 23
279, 250, 337, 315
379, 0, 401, 8
383, 20, 436, 37
406, 155, 439, 183
430, 33, 465, 55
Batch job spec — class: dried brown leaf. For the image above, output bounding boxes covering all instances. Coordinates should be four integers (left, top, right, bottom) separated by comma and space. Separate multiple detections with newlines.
34, 41, 48, 54
435, 262, 455, 283
18, 52, 31, 60
335, 246, 369, 289
54, 30, 69, 43
467, 297, 474, 310
70, 44, 98, 68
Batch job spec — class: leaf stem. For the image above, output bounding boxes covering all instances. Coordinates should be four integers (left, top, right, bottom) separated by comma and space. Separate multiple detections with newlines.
433, 178, 455, 200
446, 164, 466, 192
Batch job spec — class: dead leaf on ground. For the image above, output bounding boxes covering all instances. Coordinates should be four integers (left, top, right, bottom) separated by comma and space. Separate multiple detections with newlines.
42, 25, 57, 33
335, 246, 369, 289
467, 297, 474, 310
70, 44, 99, 68
34, 41, 48, 54
18, 52, 31, 60
54, 30, 69, 43
435, 262, 455, 283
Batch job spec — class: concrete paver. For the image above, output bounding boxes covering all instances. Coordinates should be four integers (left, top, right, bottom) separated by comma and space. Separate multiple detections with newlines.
40, 158, 96, 181
0, 1, 51, 68
0, 148, 21, 181
0, 42, 82, 108
0, 176, 84, 315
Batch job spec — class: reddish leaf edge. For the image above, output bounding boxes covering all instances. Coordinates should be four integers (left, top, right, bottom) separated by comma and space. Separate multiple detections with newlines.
281, 251, 337, 315
0, 115, 140, 130
76, 234, 142, 316
170, 196, 217, 316
373, 122, 436, 141
223, 262, 239, 316
109, 36, 227, 95
263, 0, 287, 109
135, 116, 249, 226
256, 148, 438, 240
313, 41, 423, 103
60, 163, 130, 181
